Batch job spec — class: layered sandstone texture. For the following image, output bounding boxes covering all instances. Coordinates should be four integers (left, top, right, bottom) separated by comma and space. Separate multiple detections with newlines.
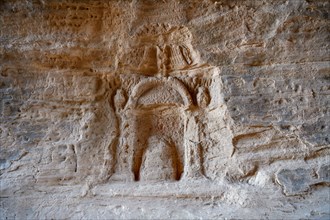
1, 0, 330, 219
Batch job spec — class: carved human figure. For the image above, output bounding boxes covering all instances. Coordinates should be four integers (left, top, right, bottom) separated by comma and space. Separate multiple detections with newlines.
111, 89, 134, 181
114, 89, 127, 111
196, 87, 211, 108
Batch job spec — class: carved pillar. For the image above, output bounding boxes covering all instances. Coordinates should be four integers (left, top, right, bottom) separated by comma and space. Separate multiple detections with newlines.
183, 110, 204, 179
183, 86, 210, 179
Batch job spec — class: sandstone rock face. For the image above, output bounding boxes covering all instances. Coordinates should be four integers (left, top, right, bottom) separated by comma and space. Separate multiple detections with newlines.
1, 0, 329, 219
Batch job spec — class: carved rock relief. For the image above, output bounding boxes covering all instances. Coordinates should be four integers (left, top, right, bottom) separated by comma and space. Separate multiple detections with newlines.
119, 24, 204, 76
108, 24, 233, 182
1, 1, 330, 218
35, 24, 234, 184
140, 136, 180, 181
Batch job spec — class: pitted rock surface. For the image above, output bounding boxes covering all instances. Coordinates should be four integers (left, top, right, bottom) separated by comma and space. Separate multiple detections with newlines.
1, 0, 329, 219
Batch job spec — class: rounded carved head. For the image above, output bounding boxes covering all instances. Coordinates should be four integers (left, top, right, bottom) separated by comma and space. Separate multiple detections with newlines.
196, 87, 210, 108
114, 89, 127, 111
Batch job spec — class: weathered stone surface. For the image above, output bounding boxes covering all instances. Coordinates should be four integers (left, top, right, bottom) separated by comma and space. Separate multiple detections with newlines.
1, 0, 329, 219
276, 167, 330, 195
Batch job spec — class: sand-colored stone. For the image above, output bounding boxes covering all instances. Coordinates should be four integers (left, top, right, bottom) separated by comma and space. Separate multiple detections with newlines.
1, 0, 329, 219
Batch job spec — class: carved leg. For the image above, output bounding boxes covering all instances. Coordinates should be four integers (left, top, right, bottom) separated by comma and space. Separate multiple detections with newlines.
110, 140, 134, 181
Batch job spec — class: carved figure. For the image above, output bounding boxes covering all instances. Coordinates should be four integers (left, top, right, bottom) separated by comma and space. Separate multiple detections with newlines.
105, 24, 226, 183
114, 89, 127, 111
196, 87, 211, 108
111, 89, 134, 181
119, 24, 202, 76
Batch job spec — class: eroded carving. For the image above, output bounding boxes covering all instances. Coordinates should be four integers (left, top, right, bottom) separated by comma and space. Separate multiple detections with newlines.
106, 25, 233, 182
111, 88, 134, 181
37, 144, 78, 184
119, 24, 203, 76
140, 136, 181, 181
1, 2, 330, 218
34, 24, 233, 184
